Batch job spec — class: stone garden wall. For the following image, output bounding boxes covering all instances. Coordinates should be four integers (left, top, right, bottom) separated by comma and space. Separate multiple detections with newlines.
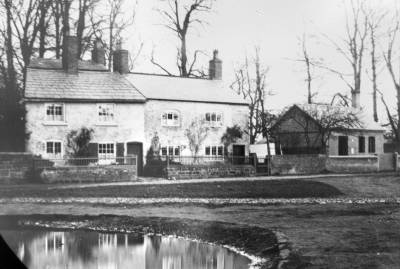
270, 155, 327, 175
0, 153, 35, 183
269, 154, 380, 175
326, 156, 379, 173
165, 165, 256, 180
39, 165, 137, 183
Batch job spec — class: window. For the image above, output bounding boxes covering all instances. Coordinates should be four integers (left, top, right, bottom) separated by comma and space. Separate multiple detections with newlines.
45, 232, 65, 254
46, 141, 62, 158
368, 136, 376, 153
161, 146, 180, 156
98, 104, 115, 123
161, 111, 180, 126
205, 146, 224, 156
205, 112, 222, 127
98, 143, 116, 163
45, 103, 64, 122
358, 136, 365, 153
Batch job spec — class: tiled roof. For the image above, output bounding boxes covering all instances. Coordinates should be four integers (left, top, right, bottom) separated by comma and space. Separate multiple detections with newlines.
25, 68, 146, 102
295, 104, 385, 131
125, 73, 248, 105
29, 58, 107, 71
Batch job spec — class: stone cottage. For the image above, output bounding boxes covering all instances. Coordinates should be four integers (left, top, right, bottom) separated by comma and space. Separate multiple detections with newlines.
24, 36, 249, 175
124, 51, 249, 164
271, 103, 385, 156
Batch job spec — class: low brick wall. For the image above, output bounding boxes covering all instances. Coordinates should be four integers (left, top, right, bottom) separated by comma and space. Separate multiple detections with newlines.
165, 165, 256, 180
39, 165, 137, 183
0, 153, 35, 183
270, 155, 327, 175
326, 155, 379, 173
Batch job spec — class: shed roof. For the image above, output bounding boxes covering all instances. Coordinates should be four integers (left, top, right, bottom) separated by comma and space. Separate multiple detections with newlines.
125, 73, 248, 105
273, 104, 385, 132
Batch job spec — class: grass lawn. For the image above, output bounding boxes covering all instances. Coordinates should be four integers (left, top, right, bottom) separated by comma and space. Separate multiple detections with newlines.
0, 179, 343, 198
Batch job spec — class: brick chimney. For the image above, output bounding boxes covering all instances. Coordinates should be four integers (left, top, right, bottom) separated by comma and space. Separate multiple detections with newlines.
92, 39, 105, 65
62, 35, 79, 74
113, 40, 129, 74
351, 90, 360, 109
209, 50, 222, 80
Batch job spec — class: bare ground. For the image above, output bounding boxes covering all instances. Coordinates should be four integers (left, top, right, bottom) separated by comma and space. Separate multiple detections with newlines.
1, 174, 400, 268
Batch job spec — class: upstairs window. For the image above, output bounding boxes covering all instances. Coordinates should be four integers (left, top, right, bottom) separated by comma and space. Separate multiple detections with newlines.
45, 103, 65, 122
205, 112, 222, 127
161, 111, 180, 126
205, 145, 224, 156
46, 141, 62, 158
98, 104, 115, 123
358, 136, 365, 153
368, 137, 376, 153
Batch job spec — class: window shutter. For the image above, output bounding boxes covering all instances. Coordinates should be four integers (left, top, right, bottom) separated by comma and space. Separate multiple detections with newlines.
88, 143, 98, 157
116, 143, 125, 157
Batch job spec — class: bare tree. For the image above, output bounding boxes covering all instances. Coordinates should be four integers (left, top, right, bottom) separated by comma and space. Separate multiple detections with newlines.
185, 117, 209, 158
382, 19, 400, 150
231, 47, 275, 163
319, 0, 368, 108
105, 0, 135, 70
50, 0, 64, 58
38, 0, 53, 57
152, 0, 213, 77
365, 8, 386, 122
0, 0, 28, 151
76, 0, 101, 58
6, 0, 43, 86
294, 33, 320, 104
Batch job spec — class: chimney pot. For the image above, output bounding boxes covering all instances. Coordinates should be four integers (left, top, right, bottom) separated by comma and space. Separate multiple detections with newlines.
209, 49, 222, 80
62, 35, 78, 73
113, 40, 129, 74
92, 39, 105, 65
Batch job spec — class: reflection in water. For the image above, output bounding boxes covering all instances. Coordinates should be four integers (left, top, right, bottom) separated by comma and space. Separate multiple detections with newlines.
1, 230, 251, 269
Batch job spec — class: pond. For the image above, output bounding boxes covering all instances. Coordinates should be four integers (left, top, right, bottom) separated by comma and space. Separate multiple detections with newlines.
1, 229, 251, 269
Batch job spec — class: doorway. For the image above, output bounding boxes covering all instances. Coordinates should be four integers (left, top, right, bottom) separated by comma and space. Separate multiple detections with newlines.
232, 145, 246, 164
338, 136, 348, 156
127, 142, 143, 176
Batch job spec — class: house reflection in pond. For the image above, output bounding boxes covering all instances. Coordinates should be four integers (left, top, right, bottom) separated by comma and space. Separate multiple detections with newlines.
145, 236, 247, 269
1, 230, 250, 269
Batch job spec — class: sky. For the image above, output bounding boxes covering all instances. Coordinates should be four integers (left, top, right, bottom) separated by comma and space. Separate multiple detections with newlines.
117, 0, 400, 120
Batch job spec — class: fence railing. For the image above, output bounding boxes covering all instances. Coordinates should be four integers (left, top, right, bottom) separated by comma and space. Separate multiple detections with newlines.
34, 156, 137, 169
149, 155, 255, 166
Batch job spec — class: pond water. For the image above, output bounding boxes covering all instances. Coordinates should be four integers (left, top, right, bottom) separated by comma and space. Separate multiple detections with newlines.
1, 229, 251, 269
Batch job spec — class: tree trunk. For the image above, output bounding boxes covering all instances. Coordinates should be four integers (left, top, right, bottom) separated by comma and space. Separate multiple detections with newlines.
180, 36, 188, 77
38, 1, 48, 58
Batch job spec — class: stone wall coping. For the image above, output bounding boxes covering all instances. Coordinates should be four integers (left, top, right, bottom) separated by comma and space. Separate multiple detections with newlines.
329, 155, 377, 159
0, 152, 33, 156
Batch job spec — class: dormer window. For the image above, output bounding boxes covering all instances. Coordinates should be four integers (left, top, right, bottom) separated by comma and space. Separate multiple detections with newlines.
162, 110, 180, 126
205, 112, 222, 127
45, 103, 65, 122
98, 104, 115, 123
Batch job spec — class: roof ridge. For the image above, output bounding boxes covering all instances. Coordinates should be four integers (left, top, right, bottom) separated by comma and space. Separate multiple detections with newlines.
129, 71, 213, 81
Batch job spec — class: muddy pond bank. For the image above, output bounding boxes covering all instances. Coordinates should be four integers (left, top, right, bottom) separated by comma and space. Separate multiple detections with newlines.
0, 214, 308, 269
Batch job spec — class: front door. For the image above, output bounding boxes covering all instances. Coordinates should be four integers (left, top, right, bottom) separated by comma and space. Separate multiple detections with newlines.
127, 142, 143, 176
232, 145, 246, 164
338, 136, 348, 156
